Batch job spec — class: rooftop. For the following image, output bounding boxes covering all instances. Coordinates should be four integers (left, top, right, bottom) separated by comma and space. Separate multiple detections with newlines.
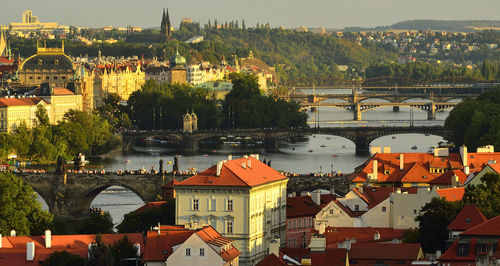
447, 204, 487, 231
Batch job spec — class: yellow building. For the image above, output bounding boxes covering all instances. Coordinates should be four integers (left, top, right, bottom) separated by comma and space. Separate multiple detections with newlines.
19, 42, 75, 88
80, 63, 145, 112
175, 156, 288, 266
40, 88, 83, 123
0, 96, 49, 133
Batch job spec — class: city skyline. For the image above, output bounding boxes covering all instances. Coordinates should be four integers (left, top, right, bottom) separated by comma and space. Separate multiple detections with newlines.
1, 0, 500, 29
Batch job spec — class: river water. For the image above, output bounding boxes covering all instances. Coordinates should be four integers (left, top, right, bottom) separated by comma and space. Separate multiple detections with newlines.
39, 89, 459, 226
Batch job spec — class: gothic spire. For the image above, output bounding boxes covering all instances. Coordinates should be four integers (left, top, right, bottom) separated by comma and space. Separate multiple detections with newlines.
160, 8, 166, 34
165, 8, 171, 41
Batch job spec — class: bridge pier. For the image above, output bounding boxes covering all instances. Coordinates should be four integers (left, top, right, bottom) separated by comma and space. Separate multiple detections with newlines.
353, 103, 362, 121
393, 106, 400, 112
427, 102, 436, 120
180, 135, 199, 152
264, 137, 279, 153
354, 136, 370, 155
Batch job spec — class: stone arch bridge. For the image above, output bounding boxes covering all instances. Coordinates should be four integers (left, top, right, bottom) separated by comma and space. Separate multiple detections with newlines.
123, 126, 451, 155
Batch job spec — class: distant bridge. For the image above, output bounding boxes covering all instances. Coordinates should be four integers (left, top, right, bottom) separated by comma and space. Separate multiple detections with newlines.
122, 126, 451, 154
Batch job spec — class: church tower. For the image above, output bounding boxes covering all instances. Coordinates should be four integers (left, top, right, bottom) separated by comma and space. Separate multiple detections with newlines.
160, 8, 166, 35
160, 8, 172, 42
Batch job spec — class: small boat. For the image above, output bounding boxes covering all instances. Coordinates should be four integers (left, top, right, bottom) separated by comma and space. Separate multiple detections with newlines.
392, 136, 396, 139
320, 144, 327, 148
425, 133, 430, 136
326, 137, 331, 140
331, 154, 338, 157
342, 145, 346, 148
292, 147, 295, 150
202, 154, 209, 157
411, 146, 418, 150
308, 149, 313, 153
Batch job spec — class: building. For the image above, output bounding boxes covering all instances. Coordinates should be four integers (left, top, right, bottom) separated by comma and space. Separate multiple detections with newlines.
350, 146, 500, 188
79, 62, 145, 111
143, 224, 240, 266
285, 191, 334, 248
175, 156, 289, 265
0, 96, 49, 133
186, 64, 206, 86
439, 213, 500, 265
160, 8, 172, 42
39, 87, 83, 123
0, 230, 143, 265
19, 42, 74, 88
196, 81, 233, 100
182, 111, 198, 133
348, 243, 424, 265
9, 10, 69, 34
145, 49, 186, 85
447, 204, 487, 240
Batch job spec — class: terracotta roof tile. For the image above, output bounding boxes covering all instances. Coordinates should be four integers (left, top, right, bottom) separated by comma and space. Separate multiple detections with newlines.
324, 227, 405, 244
435, 187, 465, 202
461, 214, 500, 236
176, 157, 287, 187
133, 201, 166, 213
52, 88, 75, 95
310, 247, 348, 266
349, 243, 422, 260
447, 204, 488, 231
286, 194, 335, 218
0, 97, 47, 107
256, 253, 287, 266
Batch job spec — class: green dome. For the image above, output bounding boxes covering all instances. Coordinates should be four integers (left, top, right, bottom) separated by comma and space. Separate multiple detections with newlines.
170, 48, 186, 68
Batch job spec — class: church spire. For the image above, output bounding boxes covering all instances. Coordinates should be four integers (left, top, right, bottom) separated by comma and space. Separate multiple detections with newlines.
160, 8, 166, 34
165, 8, 171, 41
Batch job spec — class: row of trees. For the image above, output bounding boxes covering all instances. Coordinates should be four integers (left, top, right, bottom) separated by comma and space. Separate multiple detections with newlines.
127, 73, 308, 130
445, 87, 500, 151
0, 106, 119, 163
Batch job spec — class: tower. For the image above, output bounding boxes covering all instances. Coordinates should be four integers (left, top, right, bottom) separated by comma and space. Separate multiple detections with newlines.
160, 8, 166, 35
165, 8, 172, 41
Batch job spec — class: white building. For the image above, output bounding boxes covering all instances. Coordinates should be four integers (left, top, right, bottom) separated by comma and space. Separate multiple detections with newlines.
186, 64, 207, 86
175, 155, 289, 265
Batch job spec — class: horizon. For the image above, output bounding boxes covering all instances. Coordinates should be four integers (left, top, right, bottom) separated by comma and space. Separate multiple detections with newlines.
1, 0, 500, 30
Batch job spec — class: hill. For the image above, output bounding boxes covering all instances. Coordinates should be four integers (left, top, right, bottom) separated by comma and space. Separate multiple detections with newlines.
343, 20, 500, 32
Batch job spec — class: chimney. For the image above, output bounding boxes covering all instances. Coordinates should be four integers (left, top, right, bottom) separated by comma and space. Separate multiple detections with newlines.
291, 192, 296, 197
400, 154, 404, 171
10, 230, 16, 236
250, 154, 259, 160
373, 159, 378, 181
0, 234, 2, 248
247, 159, 251, 168
330, 186, 335, 196
241, 162, 246, 169
309, 234, 326, 252
436, 250, 442, 259
460, 146, 467, 169
216, 161, 223, 176
227, 155, 232, 161
464, 166, 470, 175
157, 222, 161, 235
27, 242, 35, 261
269, 237, 280, 257
358, 186, 363, 194
134, 243, 141, 257
312, 190, 321, 205
45, 230, 51, 248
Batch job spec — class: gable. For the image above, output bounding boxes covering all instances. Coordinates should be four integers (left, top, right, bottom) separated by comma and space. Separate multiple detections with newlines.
167, 233, 223, 265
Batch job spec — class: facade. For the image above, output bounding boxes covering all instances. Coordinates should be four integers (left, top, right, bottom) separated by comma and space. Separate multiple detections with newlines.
9, 10, 69, 34
79, 63, 145, 111
285, 192, 334, 248
186, 64, 206, 86
447, 204, 487, 240
145, 49, 187, 85
175, 156, 288, 265
19, 42, 75, 88
144, 225, 240, 266
0, 96, 49, 133
39, 88, 83, 123
350, 146, 500, 188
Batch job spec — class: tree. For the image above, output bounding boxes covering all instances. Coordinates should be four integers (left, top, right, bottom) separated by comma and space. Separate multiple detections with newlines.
42, 251, 86, 266
35, 104, 50, 126
464, 172, 500, 218
88, 234, 114, 266
80, 212, 115, 234
414, 197, 464, 253
117, 200, 175, 233
109, 235, 141, 266
0, 172, 53, 236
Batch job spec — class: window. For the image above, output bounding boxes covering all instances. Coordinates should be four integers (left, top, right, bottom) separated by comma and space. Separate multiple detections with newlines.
476, 244, 487, 253
457, 244, 469, 257
293, 220, 296, 229
382, 207, 387, 212
288, 239, 292, 247
226, 220, 233, 234
329, 209, 334, 215
193, 199, 199, 210
46, 76, 49, 80
209, 197, 216, 211
227, 199, 233, 211
199, 248, 205, 256
303, 218, 307, 227
293, 238, 297, 247
414, 210, 417, 214
355, 204, 360, 211
185, 248, 191, 256
288, 220, 292, 229
298, 219, 302, 228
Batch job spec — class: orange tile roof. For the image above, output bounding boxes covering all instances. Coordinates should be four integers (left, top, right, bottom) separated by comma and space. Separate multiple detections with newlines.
52, 88, 75, 95
324, 227, 406, 245
0, 97, 46, 107
176, 157, 287, 187
349, 243, 422, 260
447, 204, 487, 231
133, 201, 167, 213
430, 170, 467, 185
435, 187, 465, 202
352, 186, 418, 209
286, 194, 335, 218
256, 253, 288, 266
466, 152, 500, 172
461, 214, 500, 236
0, 233, 143, 266
489, 163, 500, 174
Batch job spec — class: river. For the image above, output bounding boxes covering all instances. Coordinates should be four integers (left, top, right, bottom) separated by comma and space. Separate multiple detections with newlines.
40, 88, 458, 227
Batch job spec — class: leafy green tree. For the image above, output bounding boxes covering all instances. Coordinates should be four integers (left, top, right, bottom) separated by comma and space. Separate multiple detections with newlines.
0, 133, 12, 162
35, 105, 50, 126
117, 200, 175, 233
0, 172, 53, 236
97, 93, 131, 129
80, 212, 115, 234
109, 235, 141, 266
464, 173, 500, 218
414, 197, 464, 253
42, 251, 86, 266
88, 234, 114, 266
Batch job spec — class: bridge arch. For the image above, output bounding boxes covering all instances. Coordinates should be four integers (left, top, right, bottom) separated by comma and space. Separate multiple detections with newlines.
83, 183, 147, 213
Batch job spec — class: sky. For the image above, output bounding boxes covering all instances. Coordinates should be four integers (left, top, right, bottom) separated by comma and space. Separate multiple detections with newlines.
1, 0, 500, 30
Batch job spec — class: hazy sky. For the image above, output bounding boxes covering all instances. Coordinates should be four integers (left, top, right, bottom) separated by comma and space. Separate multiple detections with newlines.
1, 0, 499, 29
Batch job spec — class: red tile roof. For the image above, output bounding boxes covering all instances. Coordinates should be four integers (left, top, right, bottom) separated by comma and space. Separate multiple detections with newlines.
143, 225, 240, 262
52, 88, 75, 95
176, 157, 287, 187
133, 201, 166, 213
310, 247, 348, 266
324, 227, 406, 245
430, 169, 468, 185
489, 163, 500, 174
356, 186, 418, 208
349, 243, 422, 260
461, 214, 500, 236
435, 187, 465, 202
438, 237, 477, 262
0, 97, 46, 107
286, 194, 335, 218
0, 233, 143, 266
447, 204, 487, 231
256, 253, 287, 266
466, 153, 500, 172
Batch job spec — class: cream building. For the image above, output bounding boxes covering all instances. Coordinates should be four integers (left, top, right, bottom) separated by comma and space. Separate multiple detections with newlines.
186, 64, 206, 86
39, 88, 83, 123
175, 156, 288, 266
79, 63, 145, 111
0, 96, 49, 133
9, 10, 69, 34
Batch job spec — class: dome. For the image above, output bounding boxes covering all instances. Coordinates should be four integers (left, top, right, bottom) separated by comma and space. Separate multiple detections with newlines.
170, 47, 186, 68
191, 112, 197, 120
22, 54, 73, 71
